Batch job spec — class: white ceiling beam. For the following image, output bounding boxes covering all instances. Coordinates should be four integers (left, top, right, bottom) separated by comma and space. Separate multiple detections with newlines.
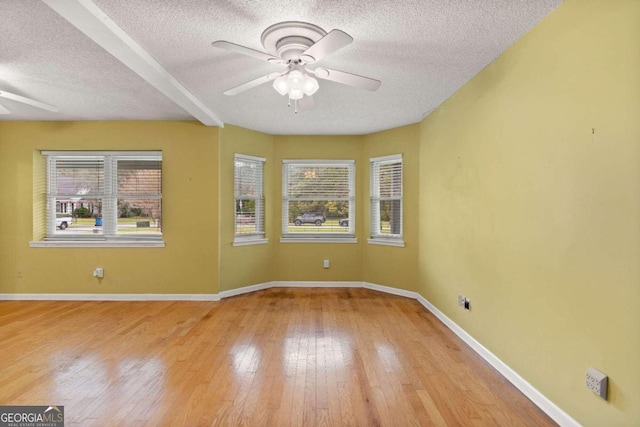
42, 0, 224, 127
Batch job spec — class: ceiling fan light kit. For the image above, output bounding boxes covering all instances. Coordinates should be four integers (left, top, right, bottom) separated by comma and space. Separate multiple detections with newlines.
212, 21, 381, 114
273, 68, 319, 98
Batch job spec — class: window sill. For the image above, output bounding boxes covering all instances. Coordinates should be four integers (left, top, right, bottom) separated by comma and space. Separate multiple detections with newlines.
30, 240, 165, 248
367, 238, 405, 247
280, 237, 358, 244
233, 238, 269, 247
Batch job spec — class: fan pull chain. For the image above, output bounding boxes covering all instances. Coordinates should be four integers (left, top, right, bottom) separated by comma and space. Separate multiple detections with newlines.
286, 97, 298, 114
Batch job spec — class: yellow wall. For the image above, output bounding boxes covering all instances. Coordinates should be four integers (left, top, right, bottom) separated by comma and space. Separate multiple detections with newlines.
418, 0, 639, 425
0, 122, 418, 293
218, 125, 275, 291
0, 121, 220, 295
363, 124, 420, 291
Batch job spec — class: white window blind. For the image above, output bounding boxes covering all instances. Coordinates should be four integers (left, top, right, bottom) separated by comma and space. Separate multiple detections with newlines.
370, 154, 403, 241
43, 151, 162, 241
282, 160, 355, 238
235, 154, 265, 242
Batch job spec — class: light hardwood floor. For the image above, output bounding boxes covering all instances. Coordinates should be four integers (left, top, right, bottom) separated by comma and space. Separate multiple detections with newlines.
0, 288, 556, 426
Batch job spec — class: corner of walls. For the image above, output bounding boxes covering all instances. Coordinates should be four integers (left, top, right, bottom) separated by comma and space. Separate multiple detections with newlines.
363, 124, 421, 292
271, 134, 366, 283
218, 125, 276, 292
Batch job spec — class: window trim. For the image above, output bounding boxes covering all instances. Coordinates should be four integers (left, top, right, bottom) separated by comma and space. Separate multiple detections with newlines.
31, 150, 164, 248
281, 159, 356, 242
234, 154, 267, 246
369, 154, 404, 246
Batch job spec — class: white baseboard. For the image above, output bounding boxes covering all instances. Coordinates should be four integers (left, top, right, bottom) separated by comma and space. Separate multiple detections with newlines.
362, 281, 417, 299
0, 293, 220, 301
415, 295, 580, 427
272, 281, 361, 288
0, 281, 579, 426
218, 282, 273, 299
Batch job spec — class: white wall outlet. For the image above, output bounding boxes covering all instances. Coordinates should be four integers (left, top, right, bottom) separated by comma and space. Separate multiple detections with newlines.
93, 267, 104, 278
458, 294, 465, 307
586, 367, 608, 399
323, 259, 330, 269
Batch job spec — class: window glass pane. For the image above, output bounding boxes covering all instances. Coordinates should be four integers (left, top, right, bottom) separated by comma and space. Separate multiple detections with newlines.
235, 160, 262, 198
283, 161, 354, 237
378, 162, 402, 198
54, 197, 103, 236
236, 199, 262, 234
235, 156, 264, 237
118, 160, 162, 195
116, 198, 162, 234
287, 200, 350, 233
370, 156, 402, 239
54, 158, 104, 196
378, 200, 402, 235
286, 165, 350, 199
45, 152, 162, 241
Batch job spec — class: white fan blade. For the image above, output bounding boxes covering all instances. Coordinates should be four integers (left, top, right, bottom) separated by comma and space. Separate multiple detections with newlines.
0, 104, 10, 115
300, 29, 353, 64
212, 41, 282, 63
0, 90, 58, 112
224, 72, 282, 96
311, 67, 381, 91
299, 95, 315, 111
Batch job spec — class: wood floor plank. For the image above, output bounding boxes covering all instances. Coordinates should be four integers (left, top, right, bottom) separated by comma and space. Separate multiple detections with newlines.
0, 288, 557, 426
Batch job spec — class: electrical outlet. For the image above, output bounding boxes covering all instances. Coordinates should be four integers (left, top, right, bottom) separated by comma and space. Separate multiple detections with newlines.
458, 294, 465, 307
586, 368, 608, 399
323, 259, 330, 269
93, 267, 104, 279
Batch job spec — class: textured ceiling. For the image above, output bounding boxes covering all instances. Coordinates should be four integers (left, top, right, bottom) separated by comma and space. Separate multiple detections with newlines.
0, 0, 562, 135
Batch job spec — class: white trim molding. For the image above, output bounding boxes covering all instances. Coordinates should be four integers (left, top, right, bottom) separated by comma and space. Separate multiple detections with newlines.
367, 238, 405, 247
30, 240, 165, 248
0, 293, 219, 301
218, 282, 274, 299
232, 238, 269, 247
280, 237, 358, 244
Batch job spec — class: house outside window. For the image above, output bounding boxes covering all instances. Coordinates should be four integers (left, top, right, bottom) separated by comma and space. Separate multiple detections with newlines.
34, 151, 163, 247
282, 159, 355, 242
369, 154, 404, 247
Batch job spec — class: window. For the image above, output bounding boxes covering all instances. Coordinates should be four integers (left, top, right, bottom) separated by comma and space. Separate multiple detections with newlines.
234, 154, 266, 245
35, 151, 163, 247
369, 154, 403, 246
282, 160, 355, 242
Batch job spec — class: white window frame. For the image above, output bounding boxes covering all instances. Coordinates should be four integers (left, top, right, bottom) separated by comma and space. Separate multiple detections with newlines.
369, 154, 404, 247
281, 159, 356, 243
234, 154, 267, 246
30, 150, 164, 248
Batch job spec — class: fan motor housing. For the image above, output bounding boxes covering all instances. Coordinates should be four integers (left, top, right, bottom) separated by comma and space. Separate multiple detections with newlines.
276, 36, 314, 61
261, 21, 326, 60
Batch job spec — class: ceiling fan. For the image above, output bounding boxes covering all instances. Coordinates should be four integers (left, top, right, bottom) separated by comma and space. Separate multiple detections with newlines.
0, 89, 58, 115
212, 21, 381, 112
